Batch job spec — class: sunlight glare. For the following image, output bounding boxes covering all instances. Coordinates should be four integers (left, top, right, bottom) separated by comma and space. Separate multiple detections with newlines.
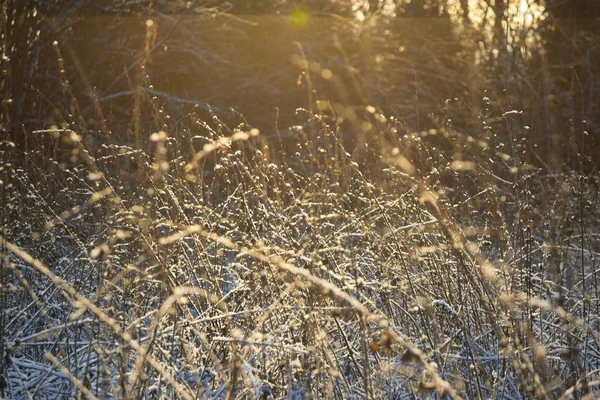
290, 6, 311, 28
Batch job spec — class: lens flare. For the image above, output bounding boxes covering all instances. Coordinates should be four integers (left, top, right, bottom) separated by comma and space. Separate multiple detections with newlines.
290, 6, 311, 28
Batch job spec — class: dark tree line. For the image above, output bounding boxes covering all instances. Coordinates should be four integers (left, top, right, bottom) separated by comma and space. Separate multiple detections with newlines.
1, 0, 599, 171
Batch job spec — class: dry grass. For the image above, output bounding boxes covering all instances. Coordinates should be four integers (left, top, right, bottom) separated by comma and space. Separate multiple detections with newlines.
1, 1, 599, 399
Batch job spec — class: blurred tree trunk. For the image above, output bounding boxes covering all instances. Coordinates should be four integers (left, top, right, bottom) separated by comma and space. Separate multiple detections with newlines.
493, 0, 506, 46
369, 0, 379, 13
2, 0, 45, 148
535, 0, 599, 171
459, 0, 470, 25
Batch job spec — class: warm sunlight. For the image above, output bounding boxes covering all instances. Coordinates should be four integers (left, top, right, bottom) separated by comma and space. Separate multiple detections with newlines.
290, 5, 312, 28
1, 1, 598, 399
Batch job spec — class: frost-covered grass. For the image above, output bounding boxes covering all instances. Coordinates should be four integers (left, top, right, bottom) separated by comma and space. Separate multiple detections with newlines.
2, 110, 599, 398
1, 2, 600, 399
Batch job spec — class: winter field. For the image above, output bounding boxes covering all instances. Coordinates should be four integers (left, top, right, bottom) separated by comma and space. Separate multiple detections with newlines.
1, 1, 599, 399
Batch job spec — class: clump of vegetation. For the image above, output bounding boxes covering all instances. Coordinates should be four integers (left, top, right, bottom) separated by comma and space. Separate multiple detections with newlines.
1, 0, 599, 398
